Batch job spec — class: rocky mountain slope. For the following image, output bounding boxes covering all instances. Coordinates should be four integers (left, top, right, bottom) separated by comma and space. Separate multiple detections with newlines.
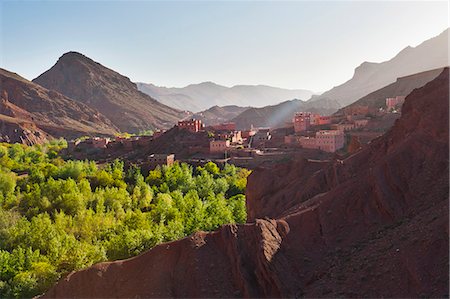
337, 67, 445, 113
309, 28, 448, 107
231, 98, 340, 130
0, 68, 118, 142
33, 52, 188, 133
192, 105, 250, 126
42, 69, 449, 298
137, 81, 314, 112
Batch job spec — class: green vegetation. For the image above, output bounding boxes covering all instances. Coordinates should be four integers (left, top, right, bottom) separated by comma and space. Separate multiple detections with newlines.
0, 140, 250, 298
114, 129, 154, 138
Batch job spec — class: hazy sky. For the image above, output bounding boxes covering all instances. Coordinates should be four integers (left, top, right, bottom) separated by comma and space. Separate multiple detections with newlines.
1, 1, 448, 91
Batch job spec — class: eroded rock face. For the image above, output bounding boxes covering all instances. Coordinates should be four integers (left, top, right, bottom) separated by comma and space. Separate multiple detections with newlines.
43, 69, 449, 298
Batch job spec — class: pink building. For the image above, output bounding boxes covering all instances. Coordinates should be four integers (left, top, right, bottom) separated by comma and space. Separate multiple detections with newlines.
210, 140, 230, 153
386, 96, 406, 110
231, 131, 243, 143
178, 119, 204, 133
309, 113, 321, 125
293, 112, 311, 133
315, 130, 345, 152
318, 116, 332, 125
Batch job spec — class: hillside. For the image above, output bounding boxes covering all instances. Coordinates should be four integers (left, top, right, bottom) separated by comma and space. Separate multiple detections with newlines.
0, 68, 118, 142
137, 81, 314, 112
192, 105, 250, 126
337, 67, 445, 113
42, 68, 449, 298
231, 98, 340, 130
309, 28, 448, 107
33, 52, 188, 133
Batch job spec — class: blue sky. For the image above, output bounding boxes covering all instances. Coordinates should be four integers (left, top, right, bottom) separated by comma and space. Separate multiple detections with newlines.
1, 1, 448, 91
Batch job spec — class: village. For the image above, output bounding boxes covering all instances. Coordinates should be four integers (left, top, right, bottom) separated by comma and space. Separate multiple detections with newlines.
64, 95, 406, 171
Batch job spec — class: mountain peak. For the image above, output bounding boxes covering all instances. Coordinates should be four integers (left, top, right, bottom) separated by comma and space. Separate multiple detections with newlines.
33, 52, 184, 132
59, 51, 88, 61
56, 51, 97, 67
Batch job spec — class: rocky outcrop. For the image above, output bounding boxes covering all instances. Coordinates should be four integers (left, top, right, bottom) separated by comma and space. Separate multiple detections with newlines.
0, 68, 118, 141
43, 69, 449, 298
0, 117, 49, 145
33, 52, 188, 133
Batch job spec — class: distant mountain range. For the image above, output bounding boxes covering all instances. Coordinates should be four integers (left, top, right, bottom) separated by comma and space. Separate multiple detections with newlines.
0, 68, 117, 143
136, 81, 314, 112
192, 105, 250, 126
309, 28, 449, 107
33, 52, 188, 133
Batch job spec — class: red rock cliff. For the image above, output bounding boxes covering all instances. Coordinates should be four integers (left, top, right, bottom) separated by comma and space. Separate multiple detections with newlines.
43, 69, 449, 298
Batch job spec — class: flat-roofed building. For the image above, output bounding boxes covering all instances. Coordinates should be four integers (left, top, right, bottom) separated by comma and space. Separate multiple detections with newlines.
315, 130, 345, 152
210, 140, 230, 153
386, 96, 406, 110
178, 118, 204, 133
318, 116, 332, 125
293, 112, 311, 133
148, 153, 175, 168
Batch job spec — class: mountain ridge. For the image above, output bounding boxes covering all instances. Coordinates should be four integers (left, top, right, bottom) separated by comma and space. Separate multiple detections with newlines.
309, 28, 449, 107
137, 81, 314, 112
0, 67, 118, 142
33, 52, 187, 133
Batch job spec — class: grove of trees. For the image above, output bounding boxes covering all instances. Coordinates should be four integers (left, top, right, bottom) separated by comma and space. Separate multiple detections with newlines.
0, 140, 250, 298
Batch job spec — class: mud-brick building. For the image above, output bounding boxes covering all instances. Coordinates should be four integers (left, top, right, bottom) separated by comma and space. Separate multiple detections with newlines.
178, 119, 204, 133
293, 112, 311, 133
315, 130, 345, 152
210, 140, 230, 153
147, 153, 175, 168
